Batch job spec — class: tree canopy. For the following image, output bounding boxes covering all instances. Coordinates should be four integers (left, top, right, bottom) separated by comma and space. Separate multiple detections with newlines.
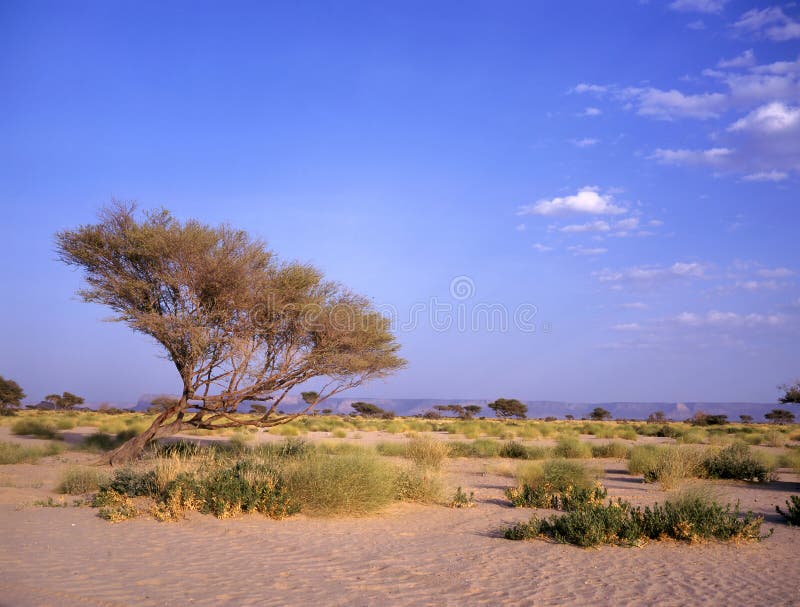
0, 376, 25, 410
56, 203, 405, 462
779, 381, 800, 405
44, 391, 85, 410
589, 407, 612, 421
488, 398, 527, 419
765, 409, 795, 424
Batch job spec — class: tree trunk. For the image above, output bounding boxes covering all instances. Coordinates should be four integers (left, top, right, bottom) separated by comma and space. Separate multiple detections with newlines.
104, 403, 187, 465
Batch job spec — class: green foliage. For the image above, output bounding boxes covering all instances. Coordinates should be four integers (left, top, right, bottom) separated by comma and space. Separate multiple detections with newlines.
0, 376, 25, 410
404, 436, 449, 469
553, 437, 592, 459
92, 489, 140, 522
703, 442, 769, 482
588, 407, 612, 421
57, 467, 109, 494
628, 445, 706, 489
509, 459, 600, 509
776, 495, 800, 526
765, 409, 795, 424
448, 439, 501, 458
394, 466, 442, 503
82, 429, 139, 452
507, 482, 608, 510
505, 490, 769, 547
449, 486, 475, 508
499, 441, 529, 459
0, 441, 63, 464
43, 391, 85, 410
487, 398, 528, 419
590, 441, 630, 459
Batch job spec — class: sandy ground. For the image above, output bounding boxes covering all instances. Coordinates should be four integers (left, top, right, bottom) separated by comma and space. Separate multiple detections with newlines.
1, 429, 798, 607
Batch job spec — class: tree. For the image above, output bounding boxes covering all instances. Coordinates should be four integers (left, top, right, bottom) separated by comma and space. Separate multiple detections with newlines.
765, 409, 795, 425
589, 407, 612, 421
464, 405, 482, 419
779, 381, 800, 405
564, 414, 574, 421
488, 398, 527, 419
56, 203, 405, 463
0, 376, 25, 412
647, 411, 666, 423
350, 402, 393, 418
739, 414, 753, 424
44, 391, 85, 410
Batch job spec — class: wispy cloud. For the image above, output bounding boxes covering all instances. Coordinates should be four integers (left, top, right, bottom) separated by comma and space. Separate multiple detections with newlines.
569, 137, 600, 148
669, 0, 728, 14
595, 261, 709, 288
568, 245, 607, 256
674, 310, 784, 327
650, 147, 733, 166
733, 6, 800, 41
580, 107, 602, 116
531, 243, 554, 252
717, 49, 755, 69
742, 170, 788, 181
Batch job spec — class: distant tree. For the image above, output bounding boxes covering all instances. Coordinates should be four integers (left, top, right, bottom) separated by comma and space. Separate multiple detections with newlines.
647, 411, 666, 423
765, 409, 796, 425
464, 405, 482, 419
351, 402, 394, 418
564, 414, 574, 421
301, 391, 319, 406
321, 408, 333, 415
249, 404, 268, 415
589, 407, 612, 421
778, 381, 800, 405
147, 396, 180, 414
56, 203, 404, 463
421, 409, 443, 419
488, 398, 527, 419
691, 412, 728, 426
0, 376, 25, 412
739, 414, 754, 424
44, 391, 85, 410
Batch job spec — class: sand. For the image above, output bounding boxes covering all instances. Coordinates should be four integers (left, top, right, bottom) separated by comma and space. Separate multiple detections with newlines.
0, 430, 798, 606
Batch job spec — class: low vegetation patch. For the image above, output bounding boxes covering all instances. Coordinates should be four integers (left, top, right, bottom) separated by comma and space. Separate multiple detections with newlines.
776, 495, 800, 526
449, 486, 475, 508
552, 437, 592, 459
11, 418, 61, 439
505, 490, 769, 547
507, 459, 602, 509
57, 466, 110, 494
0, 441, 63, 464
703, 442, 770, 482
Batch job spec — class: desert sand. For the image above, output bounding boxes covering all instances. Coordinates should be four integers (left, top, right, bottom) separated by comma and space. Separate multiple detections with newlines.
0, 429, 798, 607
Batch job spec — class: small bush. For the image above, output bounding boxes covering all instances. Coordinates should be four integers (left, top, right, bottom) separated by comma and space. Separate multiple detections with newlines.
449, 486, 475, 508
591, 441, 630, 459
331, 429, 348, 439
553, 437, 592, 459
499, 441, 528, 459
11, 419, 59, 439
703, 442, 769, 482
405, 436, 449, 469
57, 467, 109, 494
0, 441, 63, 464
776, 495, 800, 526
447, 438, 501, 458
507, 482, 608, 510
93, 489, 139, 522
394, 466, 442, 503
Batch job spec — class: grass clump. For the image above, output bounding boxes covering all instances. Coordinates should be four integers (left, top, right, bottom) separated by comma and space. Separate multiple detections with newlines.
591, 441, 630, 459
405, 436, 449, 469
776, 495, 800, 526
553, 437, 592, 459
394, 466, 442, 503
507, 459, 602, 509
449, 486, 475, 508
0, 441, 63, 464
57, 466, 109, 495
505, 489, 769, 547
628, 445, 706, 489
92, 489, 140, 522
11, 418, 60, 439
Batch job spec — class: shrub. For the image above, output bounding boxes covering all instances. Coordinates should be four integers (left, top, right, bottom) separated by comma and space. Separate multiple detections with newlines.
394, 466, 442, 503
375, 441, 407, 457
628, 445, 706, 489
0, 441, 63, 464
553, 437, 592, 459
677, 428, 707, 444
499, 441, 529, 459
405, 436, 449, 469
776, 495, 800, 526
93, 489, 139, 522
331, 429, 348, 439
778, 448, 800, 472
57, 467, 109, 494
591, 441, 630, 459
11, 418, 59, 439
506, 482, 608, 510
447, 438, 501, 458
628, 445, 660, 475
505, 491, 768, 547
703, 442, 769, 482
449, 486, 475, 508
516, 459, 597, 491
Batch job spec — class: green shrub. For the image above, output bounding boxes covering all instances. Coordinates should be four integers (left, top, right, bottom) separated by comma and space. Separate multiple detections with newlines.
703, 442, 769, 482
92, 489, 139, 522
0, 441, 63, 464
591, 441, 630, 459
57, 466, 109, 494
776, 495, 800, 526
505, 491, 768, 547
447, 438, 501, 458
553, 437, 592, 459
394, 466, 442, 503
405, 436, 449, 469
677, 428, 708, 444
499, 441, 528, 459
516, 459, 597, 491
449, 486, 475, 508
507, 482, 608, 510
375, 441, 407, 457
778, 448, 800, 472
11, 418, 59, 439
628, 445, 660, 475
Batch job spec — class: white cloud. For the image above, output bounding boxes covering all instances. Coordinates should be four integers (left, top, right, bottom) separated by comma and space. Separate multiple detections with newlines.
648, 219, 664, 227
518, 187, 627, 216
650, 147, 733, 166
733, 7, 800, 41
621, 302, 649, 310
531, 243, 553, 252
614, 217, 640, 231
742, 170, 788, 181
559, 220, 610, 233
757, 267, 794, 278
687, 19, 706, 30
515, 223, 527, 232
717, 49, 756, 69
569, 137, 600, 147
581, 107, 602, 116
612, 322, 642, 331
729, 102, 800, 134
568, 246, 607, 256
669, 0, 728, 13
732, 280, 781, 291
571, 83, 608, 94
623, 87, 727, 120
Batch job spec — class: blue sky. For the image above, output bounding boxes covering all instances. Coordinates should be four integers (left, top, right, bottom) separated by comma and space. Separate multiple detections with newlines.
1, 0, 798, 405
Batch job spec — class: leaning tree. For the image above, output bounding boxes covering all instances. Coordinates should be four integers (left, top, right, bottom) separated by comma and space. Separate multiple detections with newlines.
56, 203, 405, 463
0, 376, 25, 411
